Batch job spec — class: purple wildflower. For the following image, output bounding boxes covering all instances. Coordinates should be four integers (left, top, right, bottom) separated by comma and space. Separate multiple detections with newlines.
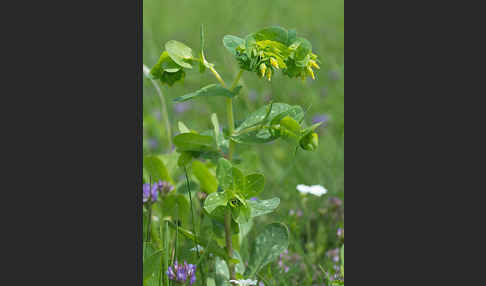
248, 90, 258, 102
174, 102, 191, 113
166, 260, 196, 285
337, 228, 344, 239
142, 180, 173, 204
148, 138, 158, 150
249, 197, 258, 201
312, 114, 329, 125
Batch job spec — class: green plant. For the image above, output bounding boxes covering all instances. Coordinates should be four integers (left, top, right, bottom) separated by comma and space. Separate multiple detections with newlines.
143, 26, 322, 286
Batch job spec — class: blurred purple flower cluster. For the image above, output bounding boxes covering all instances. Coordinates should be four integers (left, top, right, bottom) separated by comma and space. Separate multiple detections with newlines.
142, 180, 174, 203
289, 209, 303, 217
277, 249, 302, 273
166, 260, 196, 285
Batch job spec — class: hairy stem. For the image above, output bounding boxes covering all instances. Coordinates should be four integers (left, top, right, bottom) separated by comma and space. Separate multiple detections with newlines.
143, 64, 172, 150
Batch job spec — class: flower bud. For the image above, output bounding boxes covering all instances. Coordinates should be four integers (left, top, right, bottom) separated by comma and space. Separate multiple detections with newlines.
267, 68, 272, 81
309, 60, 320, 69
300, 132, 319, 151
307, 66, 315, 80
259, 63, 267, 78
270, 57, 279, 69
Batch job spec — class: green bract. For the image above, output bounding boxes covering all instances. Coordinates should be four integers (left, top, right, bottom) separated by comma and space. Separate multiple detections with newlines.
223, 26, 320, 81
149, 51, 186, 86
149, 40, 195, 86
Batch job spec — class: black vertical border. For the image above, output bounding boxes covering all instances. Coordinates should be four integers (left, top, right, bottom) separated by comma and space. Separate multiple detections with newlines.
137, 0, 143, 284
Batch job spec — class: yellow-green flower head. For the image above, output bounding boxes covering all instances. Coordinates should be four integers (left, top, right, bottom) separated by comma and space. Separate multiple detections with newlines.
223, 27, 320, 82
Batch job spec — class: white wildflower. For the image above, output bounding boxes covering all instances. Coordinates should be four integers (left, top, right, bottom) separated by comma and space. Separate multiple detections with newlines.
190, 245, 204, 252
229, 279, 258, 286
296, 184, 328, 197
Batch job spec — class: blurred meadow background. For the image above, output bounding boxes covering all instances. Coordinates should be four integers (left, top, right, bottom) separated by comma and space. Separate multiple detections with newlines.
143, 0, 343, 284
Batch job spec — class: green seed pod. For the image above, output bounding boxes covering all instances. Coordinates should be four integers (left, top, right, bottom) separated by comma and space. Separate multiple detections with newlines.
300, 132, 319, 151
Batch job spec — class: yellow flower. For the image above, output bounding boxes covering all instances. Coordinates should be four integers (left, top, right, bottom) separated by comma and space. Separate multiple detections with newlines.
270, 57, 279, 69
260, 63, 267, 78
309, 60, 320, 70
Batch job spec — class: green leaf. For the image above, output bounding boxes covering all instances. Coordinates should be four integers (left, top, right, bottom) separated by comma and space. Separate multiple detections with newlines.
233, 103, 304, 144
216, 158, 233, 190
143, 155, 173, 184
233, 203, 251, 224
173, 133, 217, 152
177, 151, 193, 167
248, 197, 280, 218
243, 174, 265, 198
279, 116, 301, 135
160, 194, 190, 223
246, 223, 289, 278
149, 51, 186, 86
204, 192, 228, 214
173, 84, 240, 103
178, 121, 192, 133
254, 26, 288, 44
166, 220, 228, 260
223, 35, 245, 56
211, 113, 224, 149
143, 250, 163, 281
287, 29, 297, 46
165, 40, 193, 69
215, 257, 230, 286
192, 160, 218, 194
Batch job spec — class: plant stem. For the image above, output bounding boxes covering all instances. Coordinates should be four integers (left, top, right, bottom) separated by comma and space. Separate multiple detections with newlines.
143, 64, 173, 150
164, 221, 170, 286
208, 68, 244, 280
224, 208, 235, 280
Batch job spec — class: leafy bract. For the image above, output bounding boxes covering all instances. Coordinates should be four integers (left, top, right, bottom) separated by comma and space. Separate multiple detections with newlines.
165, 40, 194, 69
223, 35, 245, 56
149, 51, 185, 86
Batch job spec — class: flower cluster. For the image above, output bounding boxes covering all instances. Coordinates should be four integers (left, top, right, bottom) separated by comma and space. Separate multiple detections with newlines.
276, 249, 302, 273
142, 180, 174, 203
166, 260, 197, 285
227, 27, 320, 82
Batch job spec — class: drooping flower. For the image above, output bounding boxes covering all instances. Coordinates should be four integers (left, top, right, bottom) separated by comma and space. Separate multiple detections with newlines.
229, 279, 258, 286
167, 260, 197, 285
296, 184, 328, 197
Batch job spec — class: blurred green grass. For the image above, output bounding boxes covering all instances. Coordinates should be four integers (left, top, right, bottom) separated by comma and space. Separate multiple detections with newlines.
143, 1, 343, 281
